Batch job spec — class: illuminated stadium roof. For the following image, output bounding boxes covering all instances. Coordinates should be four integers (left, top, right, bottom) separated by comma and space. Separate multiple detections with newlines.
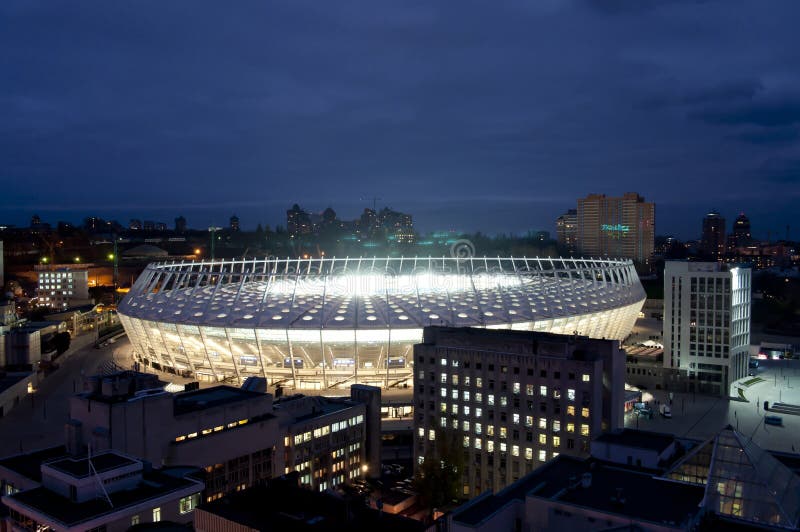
120, 256, 644, 330
118, 257, 645, 388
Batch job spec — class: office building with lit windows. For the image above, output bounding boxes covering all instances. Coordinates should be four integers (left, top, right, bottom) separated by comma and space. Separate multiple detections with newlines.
35, 264, 92, 308
60, 371, 377, 501
576, 193, 655, 266
413, 327, 625, 496
663, 261, 751, 396
555, 209, 578, 254
118, 257, 645, 390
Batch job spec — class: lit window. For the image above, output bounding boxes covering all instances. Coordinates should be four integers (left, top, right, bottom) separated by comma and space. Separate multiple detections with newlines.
538, 418, 547, 429
567, 406, 575, 416
553, 436, 560, 447
463, 421, 470, 431
476, 377, 483, 387
475, 438, 482, 450
153, 507, 161, 522
475, 407, 482, 418
512, 445, 520, 457
539, 434, 547, 444
488, 394, 495, 406
418, 428, 424, 438
440, 389, 447, 398
452, 375, 459, 385
540, 385, 547, 397
513, 413, 520, 425
581, 424, 590, 437
463, 391, 470, 402
175, 436, 186, 442
500, 442, 507, 452
463, 436, 470, 448
428, 429, 436, 441
500, 427, 507, 439
525, 416, 533, 427
441, 373, 448, 383
525, 447, 533, 460
567, 389, 576, 401
452, 419, 459, 429
187, 432, 198, 439
441, 403, 448, 413
526, 384, 534, 396
451, 404, 458, 415
475, 423, 482, 434
513, 382, 520, 394
582, 374, 591, 382
179, 493, 200, 514
440, 358, 447, 366
553, 420, 561, 432
440, 417, 447, 428
487, 425, 495, 436
582, 407, 590, 418
538, 450, 547, 462
475, 392, 483, 403
487, 441, 495, 453
464, 406, 471, 416
451, 389, 458, 399
566, 423, 575, 433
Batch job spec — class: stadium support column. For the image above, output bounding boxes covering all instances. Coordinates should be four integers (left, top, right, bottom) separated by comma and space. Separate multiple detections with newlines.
285, 328, 297, 389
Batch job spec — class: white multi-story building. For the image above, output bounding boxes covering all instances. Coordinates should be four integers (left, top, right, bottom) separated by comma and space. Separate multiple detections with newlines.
413, 327, 625, 497
35, 265, 92, 309
663, 261, 751, 396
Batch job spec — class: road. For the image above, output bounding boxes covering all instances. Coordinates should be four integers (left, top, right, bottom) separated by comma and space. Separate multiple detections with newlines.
0, 335, 125, 457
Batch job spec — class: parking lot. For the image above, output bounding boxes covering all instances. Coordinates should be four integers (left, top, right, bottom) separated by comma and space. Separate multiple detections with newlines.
625, 358, 800, 453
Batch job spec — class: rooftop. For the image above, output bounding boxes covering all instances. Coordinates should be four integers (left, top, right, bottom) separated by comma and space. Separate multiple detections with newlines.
0, 446, 67, 483
453, 456, 704, 528
45, 452, 137, 479
7, 470, 201, 528
0, 373, 31, 394
594, 429, 676, 453
197, 473, 425, 532
173, 385, 265, 415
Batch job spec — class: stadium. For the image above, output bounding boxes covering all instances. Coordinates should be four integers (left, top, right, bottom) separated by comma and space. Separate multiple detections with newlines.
118, 257, 645, 389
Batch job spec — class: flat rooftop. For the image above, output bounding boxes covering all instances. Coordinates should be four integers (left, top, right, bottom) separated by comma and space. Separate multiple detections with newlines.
0, 446, 67, 483
198, 474, 425, 532
453, 456, 704, 528
594, 429, 676, 453
275, 394, 357, 422
45, 452, 137, 479
7, 470, 200, 528
173, 385, 265, 415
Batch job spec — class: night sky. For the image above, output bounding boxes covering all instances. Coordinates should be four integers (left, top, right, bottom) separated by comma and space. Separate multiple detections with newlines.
2, 1, 799, 240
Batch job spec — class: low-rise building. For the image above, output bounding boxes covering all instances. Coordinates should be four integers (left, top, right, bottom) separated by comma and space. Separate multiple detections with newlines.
35, 265, 92, 309
194, 472, 426, 532
446, 425, 800, 531
1, 450, 203, 532
64, 372, 378, 500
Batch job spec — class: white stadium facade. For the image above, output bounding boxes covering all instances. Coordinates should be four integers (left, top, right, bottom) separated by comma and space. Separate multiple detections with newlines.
118, 257, 646, 389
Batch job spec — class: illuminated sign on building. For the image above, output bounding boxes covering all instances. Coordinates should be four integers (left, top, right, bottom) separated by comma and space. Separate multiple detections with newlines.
601, 224, 630, 233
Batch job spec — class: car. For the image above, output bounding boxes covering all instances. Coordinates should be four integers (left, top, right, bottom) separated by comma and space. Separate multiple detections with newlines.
637, 408, 653, 419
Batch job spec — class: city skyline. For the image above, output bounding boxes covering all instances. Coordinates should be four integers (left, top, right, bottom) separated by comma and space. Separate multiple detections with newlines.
2, 1, 799, 240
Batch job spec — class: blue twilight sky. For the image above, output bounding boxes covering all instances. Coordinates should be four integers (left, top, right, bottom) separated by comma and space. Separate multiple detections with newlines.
1, 0, 799, 240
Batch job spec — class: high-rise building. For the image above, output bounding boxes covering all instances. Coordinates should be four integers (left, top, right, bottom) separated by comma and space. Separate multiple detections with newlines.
727, 212, 752, 252
555, 209, 578, 253
576, 193, 654, 266
286, 204, 313, 238
0, 240, 4, 291
230, 215, 240, 232
663, 261, 751, 396
413, 326, 625, 497
701, 211, 726, 260
175, 215, 187, 233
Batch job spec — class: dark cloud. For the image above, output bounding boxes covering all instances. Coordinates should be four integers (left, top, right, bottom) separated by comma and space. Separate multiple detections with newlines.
0, 0, 798, 239
757, 158, 800, 184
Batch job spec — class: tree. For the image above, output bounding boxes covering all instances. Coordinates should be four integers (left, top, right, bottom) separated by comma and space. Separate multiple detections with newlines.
413, 429, 465, 519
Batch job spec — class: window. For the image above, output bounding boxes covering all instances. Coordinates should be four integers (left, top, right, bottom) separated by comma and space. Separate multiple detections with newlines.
582, 374, 591, 382
153, 507, 162, 522
179, 493, 200, 514
131, 515, 140, 526
487, 425, 495, 436
553, 436, 560, 447
581, 424, 590, 437
539, 385, 547, 397
488, 394, 495, 406
539, 434, 547, 444
513, 382, 520, 394
526, 384, 534, 396
538, 418, 547, 429
566, 422, 575, 433
525, 447, 533, 460
567, 405, 575, 416
581, 407, 590, 418
567, 389, 576, 401
538, 450, 547, 461
440, 358, 447, 366
512, 445, 520, 457
428, 429, 436, 441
